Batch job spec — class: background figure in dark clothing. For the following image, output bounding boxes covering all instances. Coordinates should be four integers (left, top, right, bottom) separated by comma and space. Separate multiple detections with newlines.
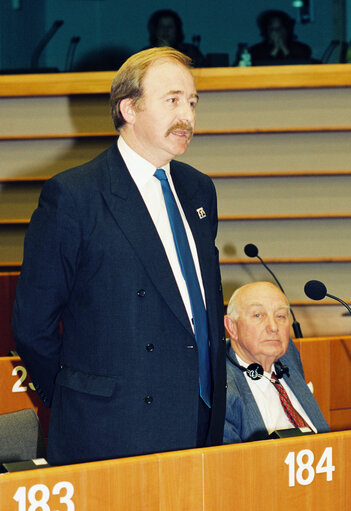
147, 9, 205, 67
250, 9, 312, 65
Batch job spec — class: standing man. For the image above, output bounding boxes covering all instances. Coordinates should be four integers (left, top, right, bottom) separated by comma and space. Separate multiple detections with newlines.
12, 47, 226, 465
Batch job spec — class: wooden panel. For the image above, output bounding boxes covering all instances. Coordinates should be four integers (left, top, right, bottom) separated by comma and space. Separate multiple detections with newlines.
2, 132, 351, 179
158, 449, 203, 511
220, 262, 351, 303
330, 337, 351, 409
3, 87, 351, 136
1, 64, 351, 97
196, 88, 351, 131
297, 338, 331, 425
0, 95, 112, 136
293, 339, 301, 352
345, 433, 351, 505
0, 226, 27, 264
0, 183, 42, 220
0, 431, 350, 510
180, 132, 351, 173
296, 335, 351, 431
204, 444, 248, 510
0, 357, 50, 436
291, 305, 351, 339
0, 454, 159, 510
193, 64, 351, 91
214, 175, 351, 216
204, 432, 348, 511
330, 409, 351, 431
217, 218, 351, 259
0, 138, 111, 179
2, 133, 350, 179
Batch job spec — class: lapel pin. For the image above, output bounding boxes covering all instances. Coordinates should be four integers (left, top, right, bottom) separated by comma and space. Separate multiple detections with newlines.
196, 207, 206, 219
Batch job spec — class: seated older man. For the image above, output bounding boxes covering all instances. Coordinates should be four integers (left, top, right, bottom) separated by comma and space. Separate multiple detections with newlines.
224, 281, 329, 444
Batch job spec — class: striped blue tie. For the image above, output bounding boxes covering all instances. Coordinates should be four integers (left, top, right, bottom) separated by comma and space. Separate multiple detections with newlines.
154, 168, 211, 407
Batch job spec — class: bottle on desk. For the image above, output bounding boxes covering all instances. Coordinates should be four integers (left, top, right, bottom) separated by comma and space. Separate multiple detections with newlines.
236, 43, 252, 67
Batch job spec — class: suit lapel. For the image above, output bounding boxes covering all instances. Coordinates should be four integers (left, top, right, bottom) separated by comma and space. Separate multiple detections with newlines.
229, 350, 267, 434
101, 144, 193, 336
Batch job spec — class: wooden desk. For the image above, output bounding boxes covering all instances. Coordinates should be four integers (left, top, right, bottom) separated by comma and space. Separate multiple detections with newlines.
0, 430, 350, 510
0, 357, 50, 436
295, 335, 351, 431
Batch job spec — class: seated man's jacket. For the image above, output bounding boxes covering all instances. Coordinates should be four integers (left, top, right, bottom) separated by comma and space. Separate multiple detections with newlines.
224, 339, 330, 443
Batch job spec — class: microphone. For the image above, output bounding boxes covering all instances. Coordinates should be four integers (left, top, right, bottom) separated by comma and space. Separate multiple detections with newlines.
275, 360, 290, 379
304, 280, 351, 315
31, 20, 64, 70
244, 243, 303, 338
65, 36, 81, 71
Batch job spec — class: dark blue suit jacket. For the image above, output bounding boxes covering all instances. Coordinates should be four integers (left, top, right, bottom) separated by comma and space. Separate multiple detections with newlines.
12, 142, 226, 465
224, 340, 330, 444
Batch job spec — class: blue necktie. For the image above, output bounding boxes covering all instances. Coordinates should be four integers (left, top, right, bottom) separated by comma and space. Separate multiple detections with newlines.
154, 168, 211, 407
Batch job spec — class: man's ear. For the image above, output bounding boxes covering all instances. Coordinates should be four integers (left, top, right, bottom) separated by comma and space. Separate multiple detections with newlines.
119, 98, 137, 125
224, 315, 239, 341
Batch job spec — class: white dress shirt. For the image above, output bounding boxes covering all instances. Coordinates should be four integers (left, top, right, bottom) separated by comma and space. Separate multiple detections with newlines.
117, 136, 206, 329
236, 354, 317, 434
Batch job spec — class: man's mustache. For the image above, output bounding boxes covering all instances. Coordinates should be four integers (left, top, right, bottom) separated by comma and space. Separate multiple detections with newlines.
166, 123, 194, 139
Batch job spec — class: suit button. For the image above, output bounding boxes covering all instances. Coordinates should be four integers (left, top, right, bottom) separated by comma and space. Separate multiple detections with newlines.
144, 396, 153, 405
137, 289, 146, 297
219, 284, 222, 292
145, 344, 154, 352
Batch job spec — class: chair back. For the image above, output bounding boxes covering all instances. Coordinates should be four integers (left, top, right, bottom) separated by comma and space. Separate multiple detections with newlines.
0, 409, 46, 463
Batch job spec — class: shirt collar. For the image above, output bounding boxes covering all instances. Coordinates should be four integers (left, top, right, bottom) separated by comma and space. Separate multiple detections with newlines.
117, 136, 170, 189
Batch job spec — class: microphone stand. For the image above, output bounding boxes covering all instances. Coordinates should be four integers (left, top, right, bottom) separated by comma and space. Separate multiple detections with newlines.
65, 37, 81, 72
326, 293, 351, 315
31, 20, 64, 70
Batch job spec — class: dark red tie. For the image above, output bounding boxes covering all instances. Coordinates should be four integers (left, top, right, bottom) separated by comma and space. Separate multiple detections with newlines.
271, 372, 309, 428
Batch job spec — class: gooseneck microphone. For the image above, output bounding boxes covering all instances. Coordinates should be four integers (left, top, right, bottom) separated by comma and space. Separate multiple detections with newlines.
31, 20, 64, 70
65, 36, 81, 71
304, 280, 351, 315
244, 243, 303, 338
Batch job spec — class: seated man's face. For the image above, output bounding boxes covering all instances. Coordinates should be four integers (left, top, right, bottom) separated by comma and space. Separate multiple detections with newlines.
226, 282, 290, 371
